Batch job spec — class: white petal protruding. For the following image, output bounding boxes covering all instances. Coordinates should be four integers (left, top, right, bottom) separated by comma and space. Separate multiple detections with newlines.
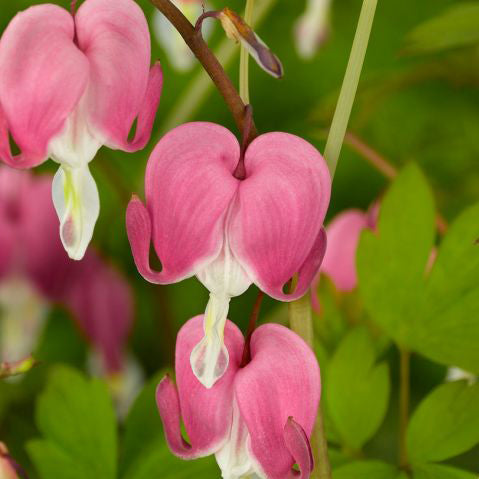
48, 99, 103, 169
446, 367, 477, 385
190, 292, 231, 389
52, 164, 100, 260
192, 237, 251, 388
215, 398, 258, 479
0, 276, 48, 363
294, 0, 332, 59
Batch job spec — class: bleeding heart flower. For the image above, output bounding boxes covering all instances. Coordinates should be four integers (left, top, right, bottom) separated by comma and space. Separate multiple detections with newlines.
126, 122, 330, 387
294, 0, 332, 60
157, 316, 320, 479
0, 0, 162, 260
0, 166, 133, 377
153, 0, 214, 72
0, 443, 20, 479
311, 207, 376, 312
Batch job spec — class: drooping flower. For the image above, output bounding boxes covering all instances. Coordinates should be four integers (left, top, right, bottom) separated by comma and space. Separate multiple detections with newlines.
157, 315, 320, 479
311, 206, 376, 311
127, 122, 331, 387
0, 0, 162, 260
294, 0, 332, 60
0, 443, 19, 479
153, 0, 214, 72
0, 166, 133, 381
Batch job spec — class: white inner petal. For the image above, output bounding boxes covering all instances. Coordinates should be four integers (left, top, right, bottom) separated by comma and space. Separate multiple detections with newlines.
48, 98, 103, 169
52, 164, 100, 260
0, 276, 48, 363
215, 398, 259, 479
192, 236, 251, 388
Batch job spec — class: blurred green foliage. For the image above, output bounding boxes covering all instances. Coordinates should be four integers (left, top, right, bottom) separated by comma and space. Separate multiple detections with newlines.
1, 0, 479, 477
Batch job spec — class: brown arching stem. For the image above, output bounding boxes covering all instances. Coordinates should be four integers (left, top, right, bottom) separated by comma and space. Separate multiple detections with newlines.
234, 104, 254, 180
149, 0, 257, 145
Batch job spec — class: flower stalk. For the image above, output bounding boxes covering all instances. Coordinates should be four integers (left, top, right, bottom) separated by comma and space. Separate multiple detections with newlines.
149, 0, 258, 143
289, 0, 378, 477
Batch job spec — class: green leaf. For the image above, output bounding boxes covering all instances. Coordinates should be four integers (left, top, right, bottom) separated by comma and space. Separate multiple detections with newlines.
126, 443, 219, 479
326, 327, 390, 450
27, 365, 117, 479
333, 460, 398, 479
357, 163, 436, 346
404, 3, 479, 55
413, 202, 479, 372
407, 380, 479, 463
413, 463, 477, 479
120, 371, 165, 476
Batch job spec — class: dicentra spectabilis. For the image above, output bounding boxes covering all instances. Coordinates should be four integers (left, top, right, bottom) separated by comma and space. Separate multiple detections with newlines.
0, 166, 132, 379
153, 0, 214, 72
157, 316, 320, 479
126, 122, 331, 387
311, 207, 376, 311
0, 0, 162, 260
294, 0, 332, 60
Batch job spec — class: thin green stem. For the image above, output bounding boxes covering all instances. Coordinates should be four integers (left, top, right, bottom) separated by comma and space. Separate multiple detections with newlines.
323, 0, 378, 176
289, 293, 331, 479
239, 0, 255, 103
399, 347, 410, 471
289, 1, 378, 477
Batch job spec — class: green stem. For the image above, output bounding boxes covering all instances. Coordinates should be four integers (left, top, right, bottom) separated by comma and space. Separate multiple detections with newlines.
323, 0, 378, 176
399, 347, 410, 470
289, 293, 331, 479
289, 1, 378, 477
239, 0, 255, 103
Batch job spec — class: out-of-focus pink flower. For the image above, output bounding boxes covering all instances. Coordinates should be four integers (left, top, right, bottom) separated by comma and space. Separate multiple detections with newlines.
127, 122, 330, 387
294, 0, 332, 60
0, 443, 19, 479
153, 0, 214, 72
311, 207, 376, 312
157, 316, 320, 479
0, 0, 162, 260
0, 166, 132, 375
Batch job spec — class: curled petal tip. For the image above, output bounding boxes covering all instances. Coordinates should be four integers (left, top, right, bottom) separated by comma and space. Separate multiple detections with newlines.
284, 417, 314, 478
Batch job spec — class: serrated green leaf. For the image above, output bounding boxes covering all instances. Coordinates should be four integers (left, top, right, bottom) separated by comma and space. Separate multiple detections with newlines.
412, 202, 479, 372
404, 3, 479, 55
27, 365, 117, 479
357, 163, 436, 346
413, 463, 477, 479
326, 327, 390, 450
333, 460, 398, 479
407, 380, 479, 463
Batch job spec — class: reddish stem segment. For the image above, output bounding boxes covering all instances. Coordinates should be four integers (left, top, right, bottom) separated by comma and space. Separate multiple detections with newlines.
149, 0, 257, 143
240, 291, 264, 367
234, 104, 254, 180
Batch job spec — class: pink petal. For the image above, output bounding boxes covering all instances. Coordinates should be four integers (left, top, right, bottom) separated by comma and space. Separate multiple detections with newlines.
127, 123, 239, 284
0, 166, 33, 277
156, 316, 244, 459
229, 132, 330, 301
10, 171, 132, 371
283, 417, 314, 479
321, 209, 370, 291
234, 323, 320, 479
61, 253, 133, 373
75, 0, 161, 151
0, 5, 88, 168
